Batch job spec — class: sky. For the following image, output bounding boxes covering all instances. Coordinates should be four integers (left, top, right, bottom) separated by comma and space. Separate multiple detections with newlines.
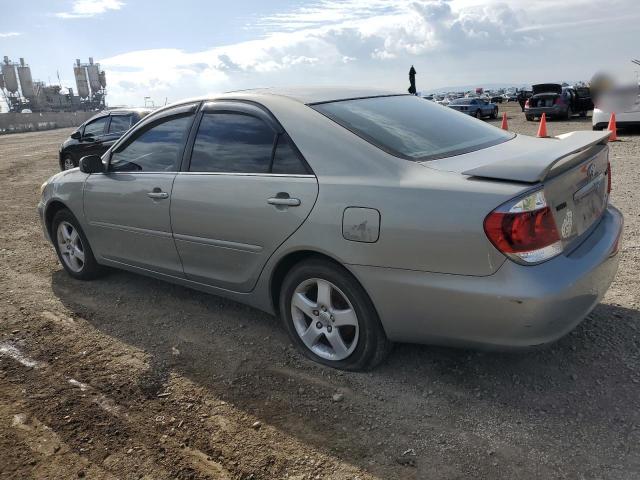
1, 0, 639, 108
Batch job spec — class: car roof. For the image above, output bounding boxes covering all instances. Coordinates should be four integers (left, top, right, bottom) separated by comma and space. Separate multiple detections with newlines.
105, 107, 153, 115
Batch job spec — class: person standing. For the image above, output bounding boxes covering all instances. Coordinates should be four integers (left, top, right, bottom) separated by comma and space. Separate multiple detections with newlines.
408, 65, 417, 95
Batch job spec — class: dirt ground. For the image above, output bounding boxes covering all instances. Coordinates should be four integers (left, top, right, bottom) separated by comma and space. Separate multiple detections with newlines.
1, 102, 638, 480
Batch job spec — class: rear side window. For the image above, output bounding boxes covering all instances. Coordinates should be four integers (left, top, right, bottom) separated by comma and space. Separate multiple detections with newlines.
83, 117, 108, 137
190, 113, 275, 173
272, 134, 308, 174
110, 114, 193, 172
313, 95, 513, 161
108, 115, 132, 134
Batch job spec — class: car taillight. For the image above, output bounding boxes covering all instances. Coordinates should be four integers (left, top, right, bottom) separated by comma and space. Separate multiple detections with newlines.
484, 189, 563, 264
524, 99, 530, 108
606, 161, 612, 194
554, 97, 564, 105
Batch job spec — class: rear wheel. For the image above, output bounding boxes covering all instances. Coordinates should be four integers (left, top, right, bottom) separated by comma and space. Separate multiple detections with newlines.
279, 259, 391, 371
52, 209, 102, 280
490, 108, 498, 119
526, 115, 534, 121
475, 109, 482, 119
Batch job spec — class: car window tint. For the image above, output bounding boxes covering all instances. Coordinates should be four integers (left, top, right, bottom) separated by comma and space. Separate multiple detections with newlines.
313, 95, 513, 161
108, 115, 132, 134
83, 117, 108, 137
271, 134, 308, 174
190, 113, 274, 173
110, 114, 193, 172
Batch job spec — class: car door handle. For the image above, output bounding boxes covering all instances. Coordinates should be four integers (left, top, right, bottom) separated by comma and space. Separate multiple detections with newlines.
268, 197, 301, 207
147, 190, 169, 200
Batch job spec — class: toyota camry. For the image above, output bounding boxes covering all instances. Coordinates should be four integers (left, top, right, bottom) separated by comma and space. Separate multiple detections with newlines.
38, 87, 623, 370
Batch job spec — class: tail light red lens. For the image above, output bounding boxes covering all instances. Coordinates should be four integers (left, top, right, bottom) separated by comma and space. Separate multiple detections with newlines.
606, 161, 612, 194
484, 190, 563, 264
524, 99, 530, 108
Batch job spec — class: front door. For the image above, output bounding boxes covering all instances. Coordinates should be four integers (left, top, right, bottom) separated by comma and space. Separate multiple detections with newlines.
78, 115, 110, 158
84, 106, 197, 276
170, 103, 318, 292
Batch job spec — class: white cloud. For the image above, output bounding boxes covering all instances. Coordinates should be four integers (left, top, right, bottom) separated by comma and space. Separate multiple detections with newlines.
56, 0, 124, 19
102, 0, 538, 105
98, 0, 639, 106
0, 32, 22, 38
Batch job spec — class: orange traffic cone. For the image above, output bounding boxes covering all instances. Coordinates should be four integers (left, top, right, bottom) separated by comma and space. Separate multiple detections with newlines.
607, 112, 619, 142
500, 112, 508, 130
536, 113, 549, 138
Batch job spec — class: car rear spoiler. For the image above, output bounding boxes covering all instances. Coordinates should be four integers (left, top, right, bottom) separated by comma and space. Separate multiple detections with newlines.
462, 131, 610, 183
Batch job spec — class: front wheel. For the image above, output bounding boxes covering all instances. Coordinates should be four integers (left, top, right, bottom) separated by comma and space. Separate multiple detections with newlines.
52, 209, 103, 280
279, 259, 391, 370
62, 156, 76, 171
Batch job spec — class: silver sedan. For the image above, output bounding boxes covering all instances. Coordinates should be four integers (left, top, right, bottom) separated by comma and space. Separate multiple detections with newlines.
38, 87, 623, 370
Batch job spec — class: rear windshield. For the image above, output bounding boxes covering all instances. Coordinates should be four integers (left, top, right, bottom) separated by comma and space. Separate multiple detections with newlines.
312, 95, 513, 161
451, 99, 473, 105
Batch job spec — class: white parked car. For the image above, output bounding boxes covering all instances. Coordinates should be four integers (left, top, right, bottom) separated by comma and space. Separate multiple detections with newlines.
593, 95, 640, 131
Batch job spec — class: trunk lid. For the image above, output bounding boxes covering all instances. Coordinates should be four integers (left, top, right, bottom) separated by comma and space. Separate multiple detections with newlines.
532, 83, 563, 95
423, 130, 611, 250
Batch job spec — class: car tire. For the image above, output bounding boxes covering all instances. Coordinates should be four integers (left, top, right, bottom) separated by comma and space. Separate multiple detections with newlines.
526, 115, 534, 121
51, 209, 103, 280
62, 156, 76, 171
279, 258, 391, 371
490, 108, 498, 119
579, 111, 587, 118
475, 109, 482, 119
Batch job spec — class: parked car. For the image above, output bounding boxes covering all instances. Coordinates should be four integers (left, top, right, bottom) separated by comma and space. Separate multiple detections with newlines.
448, 98, 498, 119
38, 88, 622, 370
592, 94, 640, 131
59, 108, 152, 170
525, 84, 592, 121
490, 95, 503, 104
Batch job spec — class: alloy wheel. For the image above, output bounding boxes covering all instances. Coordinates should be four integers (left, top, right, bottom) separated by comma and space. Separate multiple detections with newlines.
56, 221, 85, 272
63, 157, 75, 170
290, 278, 359, 361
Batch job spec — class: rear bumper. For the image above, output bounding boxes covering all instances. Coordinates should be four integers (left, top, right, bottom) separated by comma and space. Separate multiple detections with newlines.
350, 206, 623, 349
525, 106, 566, 117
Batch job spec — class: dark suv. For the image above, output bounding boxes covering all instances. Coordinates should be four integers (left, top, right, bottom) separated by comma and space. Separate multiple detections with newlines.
524, 84, 593, 121
59, 108, 152, 170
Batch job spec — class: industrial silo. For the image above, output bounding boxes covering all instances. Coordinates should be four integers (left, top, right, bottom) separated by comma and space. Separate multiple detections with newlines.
1, 56, 19, 94
73, 59, 90, 98
17, 58, 35, 99
86, 57, 101, 94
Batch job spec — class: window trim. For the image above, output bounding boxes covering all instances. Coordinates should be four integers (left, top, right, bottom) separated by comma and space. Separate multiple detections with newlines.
183, 105, 312, 176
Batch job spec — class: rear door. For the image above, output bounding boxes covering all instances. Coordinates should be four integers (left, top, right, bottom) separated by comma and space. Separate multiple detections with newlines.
84, 104, 197, 275
170, 101, 318, 292
102, 113, 133, 150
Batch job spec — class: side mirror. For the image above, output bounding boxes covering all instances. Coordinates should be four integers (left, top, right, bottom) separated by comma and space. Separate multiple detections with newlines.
79, 155, 105, 174
70, 131, 81, 140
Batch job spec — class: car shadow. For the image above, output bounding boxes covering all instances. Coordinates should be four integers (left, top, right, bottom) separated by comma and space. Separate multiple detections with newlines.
51, 268, 640, 478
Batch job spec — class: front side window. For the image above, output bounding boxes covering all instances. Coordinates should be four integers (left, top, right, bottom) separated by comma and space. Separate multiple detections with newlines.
109, 114, 193, 172
108, 115, 132, 134
83, 117, 108, 137
189, 113, 275, 173
312, 95, 514, 161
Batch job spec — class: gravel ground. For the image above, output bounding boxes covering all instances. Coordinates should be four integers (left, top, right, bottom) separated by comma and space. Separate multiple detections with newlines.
0, 102, 638, 479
